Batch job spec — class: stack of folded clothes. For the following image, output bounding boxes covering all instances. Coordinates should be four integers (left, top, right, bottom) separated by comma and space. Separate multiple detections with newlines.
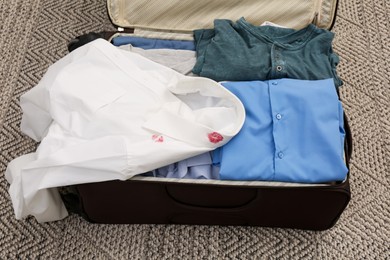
111, 18, 348, 183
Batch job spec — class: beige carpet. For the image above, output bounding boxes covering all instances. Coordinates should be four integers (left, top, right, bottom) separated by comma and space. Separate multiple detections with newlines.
0, 0, 389, 259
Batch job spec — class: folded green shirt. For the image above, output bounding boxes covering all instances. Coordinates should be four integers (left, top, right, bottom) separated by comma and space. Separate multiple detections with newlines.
193, 18, 342, 87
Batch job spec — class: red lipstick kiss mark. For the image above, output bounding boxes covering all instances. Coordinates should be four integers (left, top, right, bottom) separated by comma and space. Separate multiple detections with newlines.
208, 132, 223, 144
152, 134, 164, 143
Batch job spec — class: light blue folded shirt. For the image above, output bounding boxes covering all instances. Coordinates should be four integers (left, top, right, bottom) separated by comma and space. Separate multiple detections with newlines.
112, 36, 195, 50
143, 152, 218, 179
214, 78, 348, 183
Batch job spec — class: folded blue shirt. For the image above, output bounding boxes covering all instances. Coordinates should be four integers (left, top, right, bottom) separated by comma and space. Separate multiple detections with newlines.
112, 36, 195, 50
214, 78, 348, 183
143, 152, 219, 179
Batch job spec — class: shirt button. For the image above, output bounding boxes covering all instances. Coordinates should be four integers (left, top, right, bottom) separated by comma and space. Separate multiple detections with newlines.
271, 81, 278, 85
278, 152, 284, 159
276, 113, 282, 120
276, 65, 283, 71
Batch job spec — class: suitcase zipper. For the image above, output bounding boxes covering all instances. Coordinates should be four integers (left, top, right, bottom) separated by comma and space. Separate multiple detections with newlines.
117, 27, 134, 33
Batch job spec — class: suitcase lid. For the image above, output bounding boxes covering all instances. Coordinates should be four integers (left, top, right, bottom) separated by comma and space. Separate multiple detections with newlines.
107, 0, 338, 32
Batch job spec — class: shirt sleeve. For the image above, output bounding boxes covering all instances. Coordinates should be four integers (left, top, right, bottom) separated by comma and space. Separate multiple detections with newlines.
329, 47, 343, 87
20, 82, 53, 142
192, 28, 215, 74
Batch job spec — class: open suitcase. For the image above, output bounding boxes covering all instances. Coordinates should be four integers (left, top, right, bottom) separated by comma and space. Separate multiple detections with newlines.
60, 0, 352, 231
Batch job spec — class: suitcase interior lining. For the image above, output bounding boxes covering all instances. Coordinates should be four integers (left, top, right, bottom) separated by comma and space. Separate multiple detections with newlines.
108, 0, 338, 31
128, 175, 346, 187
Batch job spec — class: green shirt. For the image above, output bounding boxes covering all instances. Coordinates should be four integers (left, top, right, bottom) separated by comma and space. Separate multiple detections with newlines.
193, 18, 342, 87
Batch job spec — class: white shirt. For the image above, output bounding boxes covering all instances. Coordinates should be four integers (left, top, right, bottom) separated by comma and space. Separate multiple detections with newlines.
5, 39, 245, 222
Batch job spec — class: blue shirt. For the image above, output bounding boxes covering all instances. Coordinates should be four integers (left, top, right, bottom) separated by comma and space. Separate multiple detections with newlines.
143, 152, 218, 179
112, 36, 195, 50
214, 78, 348, 183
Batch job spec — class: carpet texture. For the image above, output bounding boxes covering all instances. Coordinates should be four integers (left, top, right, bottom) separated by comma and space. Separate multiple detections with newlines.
0, 0, 389, 259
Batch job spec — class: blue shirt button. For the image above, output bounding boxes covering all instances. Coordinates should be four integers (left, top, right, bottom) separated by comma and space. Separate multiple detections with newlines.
276, 113, 282, 120
271, 81, 278, 85
278, 152, 284, 159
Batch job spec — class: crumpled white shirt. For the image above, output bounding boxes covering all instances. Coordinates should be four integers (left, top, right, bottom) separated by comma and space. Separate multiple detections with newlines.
5, 39, 245, 222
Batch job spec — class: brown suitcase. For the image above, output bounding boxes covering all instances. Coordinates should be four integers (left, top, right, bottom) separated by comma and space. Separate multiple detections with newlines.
62, 0, 352, 231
